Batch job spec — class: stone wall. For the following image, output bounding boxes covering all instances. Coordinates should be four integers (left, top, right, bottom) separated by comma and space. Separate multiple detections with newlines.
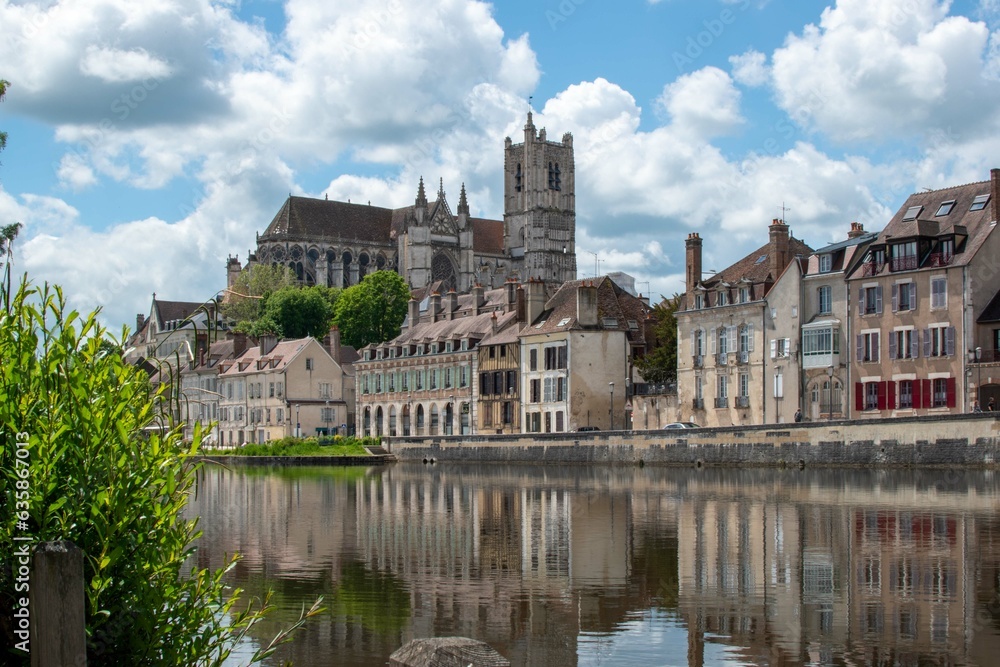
387, 413, 1000, 467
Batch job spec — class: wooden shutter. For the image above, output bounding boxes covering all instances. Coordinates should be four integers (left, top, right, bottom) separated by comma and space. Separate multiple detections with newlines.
747, 323, 754, 351
946, 377, 956, 408
910, 331, 919, 359
913, 379, 923, 409
891, 284, 899, 312
909, 283, 916, 310
921, 379, 932, 409
857, 334, 864, 361
770, 339, 777, 359
887, 381, 896, 410
855, 382, 864, 412
923, 328, 931, 358
889, 332, 897, 360
873, 331, 880, 362
728, 326, 737, 352
877, 381, 887, 410
858, 288, 865, 315
876, 285, 883, 314
946, 326, 956, 356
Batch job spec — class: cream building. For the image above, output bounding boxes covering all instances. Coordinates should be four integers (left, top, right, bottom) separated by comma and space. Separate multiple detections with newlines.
179, 333, 249, 445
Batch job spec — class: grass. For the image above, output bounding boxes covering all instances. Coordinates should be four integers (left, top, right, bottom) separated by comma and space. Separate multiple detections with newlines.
200, 435, 378, 457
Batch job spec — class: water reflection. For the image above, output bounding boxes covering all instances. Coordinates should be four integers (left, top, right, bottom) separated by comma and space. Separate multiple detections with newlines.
186, 465, 1000, 666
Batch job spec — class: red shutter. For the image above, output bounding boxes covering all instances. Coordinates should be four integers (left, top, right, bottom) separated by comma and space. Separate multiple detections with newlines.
855, 382, 864, 412
877, 381, 887, 410
946, 377, 956, 408
887, 381, 896, 410
921, 379, 932, 409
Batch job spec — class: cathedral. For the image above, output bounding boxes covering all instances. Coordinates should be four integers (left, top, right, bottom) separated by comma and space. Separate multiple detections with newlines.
229, 113, 578, 294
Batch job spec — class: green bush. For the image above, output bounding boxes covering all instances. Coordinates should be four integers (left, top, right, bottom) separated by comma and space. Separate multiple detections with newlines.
0, 281, 320, 665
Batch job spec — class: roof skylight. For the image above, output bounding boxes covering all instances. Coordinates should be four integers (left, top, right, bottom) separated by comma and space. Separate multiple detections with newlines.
903, 205, 923, 221
970, 194, 990, 211
935, 200, 955, 216
754, 255, 767, 264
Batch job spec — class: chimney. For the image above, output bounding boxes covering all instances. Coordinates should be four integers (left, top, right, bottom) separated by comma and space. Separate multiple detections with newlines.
324, 325, 341, 361
136, 313, 146, 333
991, 168, 1000, 223
526, 277, 546, 325
505, 279, 517, 311
471, 283, 484, 315
198, 345, 207, 368
491, 311, 498, 334
429, 292, 441, 322
847, 221, 866, 239
577, 281, 598, 327
769, 218, 791, 281
516, 285, 526, 322
230, 331, 248, 357
445, 288, 458, 320
408, 297, 420, 327
259, 335, 278, 356
685, 233, 703, 303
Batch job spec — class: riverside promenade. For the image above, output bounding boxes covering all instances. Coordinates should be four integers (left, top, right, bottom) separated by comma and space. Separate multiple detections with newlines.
386, 413, 1000, 468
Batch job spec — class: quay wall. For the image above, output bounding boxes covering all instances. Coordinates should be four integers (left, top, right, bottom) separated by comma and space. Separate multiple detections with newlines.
386, 414, 1000, 467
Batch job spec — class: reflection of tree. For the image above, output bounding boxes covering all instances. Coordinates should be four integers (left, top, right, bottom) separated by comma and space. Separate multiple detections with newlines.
632, 530, 679, 609
334, 560, 411, 634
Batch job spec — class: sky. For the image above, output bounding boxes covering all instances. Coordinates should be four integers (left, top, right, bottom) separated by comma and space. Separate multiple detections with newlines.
2, 0, 1000, 331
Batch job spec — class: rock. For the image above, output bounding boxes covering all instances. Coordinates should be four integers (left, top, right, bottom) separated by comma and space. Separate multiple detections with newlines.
389, 637, 511, 667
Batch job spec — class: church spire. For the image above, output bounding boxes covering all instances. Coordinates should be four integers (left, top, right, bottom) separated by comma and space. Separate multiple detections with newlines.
416, 176, 427, 208
438, 177, 445, 199
458, 182, 469, 216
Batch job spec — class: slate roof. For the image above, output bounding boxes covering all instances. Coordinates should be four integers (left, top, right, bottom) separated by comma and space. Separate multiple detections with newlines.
805, 232, 878, 275
154, 299, 204, 325
261, 196, 394, 244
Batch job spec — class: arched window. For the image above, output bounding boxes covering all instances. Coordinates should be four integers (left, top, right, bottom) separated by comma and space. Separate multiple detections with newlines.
342, 251, 353, 288
416, 404, 425, 434
432, 252, 457, 292
359, 253, 370, 280
375, 406, 384, 437
363, 407, 371, 436
430, 405, 439, 435
388, 407, 397, 437
515, 163, 522, 192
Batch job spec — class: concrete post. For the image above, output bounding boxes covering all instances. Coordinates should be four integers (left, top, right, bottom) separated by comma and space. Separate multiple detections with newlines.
31, 540, 86, 667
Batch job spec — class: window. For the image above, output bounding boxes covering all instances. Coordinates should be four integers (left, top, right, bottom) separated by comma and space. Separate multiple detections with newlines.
890, 241, 918, 271
818, 285, 832, 315
692, 329, 704, 357
902, 205, 922, 221
717, 375, 728, 399
898, 381, 913, 408
861, 285, 882, 315
529, 348, 538, 371
935, 200, 955, 216
970, 193, 990, 211
717, 327, 730, 354
924, 325, 954, 358
819, 254, 832, 273
319, 382, 331, 399
865, 382, 880, 411
444, 368, 452, 388
739, 324, 753, 353
321, 407, 334, 422
483, 405, 493, 427
556, 411, 564, 432
269, 382, 275, 397
804, 327, 839, 361
773, 372, 783, 398
931, 278, 947, 309
544, 346, 567, 370
890, 329, 916, 359
502, 402, 513, 424
858, 331, 880, 363
489, 346, 496, 359
717, 290, 728, 306
739, 372, 749, 397
480, 372, 492, 395
694, 294, 704, 309
893, 282, 915, 311
771, 337, 790, 359
933, 378, 948, 408
695, 375, 703, 400
530, 379, 541, 403
739, 287, 750, 303
305, 358, 313, 370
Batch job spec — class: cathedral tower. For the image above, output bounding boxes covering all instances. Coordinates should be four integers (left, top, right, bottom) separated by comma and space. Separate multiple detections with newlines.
503, 112, 577, 288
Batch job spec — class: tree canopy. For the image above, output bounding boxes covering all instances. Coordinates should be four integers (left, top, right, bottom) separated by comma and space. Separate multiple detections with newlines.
222, 263, 297, 328
634, 294, 680, 384
249, 284, 337, 339
333, 270, 411, 349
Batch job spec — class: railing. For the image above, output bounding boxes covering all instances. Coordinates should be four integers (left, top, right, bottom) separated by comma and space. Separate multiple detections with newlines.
861, 261, 884, 277
970, 349, 1000, 363
693, 355, 703, 368
926, 252, 954, 268
716, 352, 728, 366
736, 396, 750, 408
692, 398, 704, 410
738, 351, 750, 365
715, 397, 728, 408
890, 255, 919, 272
632, 382, 677, 396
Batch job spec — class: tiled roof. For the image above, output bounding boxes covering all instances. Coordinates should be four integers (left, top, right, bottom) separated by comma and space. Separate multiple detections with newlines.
477, 311, 522, 346
471, 218, 505, 255
154, 299, 204, 324
703, 236, 813, 289
521, 277, 651, 347
219, 338, 312, 376
261, 196, 394, 243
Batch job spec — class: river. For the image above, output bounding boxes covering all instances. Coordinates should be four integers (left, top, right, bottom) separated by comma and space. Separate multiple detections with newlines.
186, 463, 1000, 666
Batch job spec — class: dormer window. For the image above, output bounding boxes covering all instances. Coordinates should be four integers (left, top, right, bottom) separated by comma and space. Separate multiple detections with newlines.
935, 200, 955, 216
694, 294, 704, 309
902, 205, 923, 221
819, 254, 832, 273
970, 194, 990, 211
739, 287, 750, 303
717, 291, 728, 306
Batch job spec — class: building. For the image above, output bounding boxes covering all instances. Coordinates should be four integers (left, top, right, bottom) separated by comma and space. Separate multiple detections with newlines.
217, 331, 356, 446
236, 113, 576, 294
179, 333, 249, 445
845, 170, 1000, 417
126, 294, 226, 370
677, 219, 813, 427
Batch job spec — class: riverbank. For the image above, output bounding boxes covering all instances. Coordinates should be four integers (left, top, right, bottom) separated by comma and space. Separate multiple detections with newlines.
386, 413, 1000, 468
192, 454, 393, 465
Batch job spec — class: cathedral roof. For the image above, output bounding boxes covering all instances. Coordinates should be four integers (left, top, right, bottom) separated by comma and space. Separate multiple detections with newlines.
470, 218, 505, 255
261, 195, 394, 243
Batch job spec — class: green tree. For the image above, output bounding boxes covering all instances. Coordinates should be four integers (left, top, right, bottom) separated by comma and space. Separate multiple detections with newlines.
0, 79, 8, 153
222, 263, 297, 330
250, 284, 335, 339
0, 279, 320, 664
635, 294, 681, 384
333, 270, 410, 349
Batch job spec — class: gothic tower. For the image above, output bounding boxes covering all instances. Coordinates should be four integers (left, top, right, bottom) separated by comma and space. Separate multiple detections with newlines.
503, 112, 577, 288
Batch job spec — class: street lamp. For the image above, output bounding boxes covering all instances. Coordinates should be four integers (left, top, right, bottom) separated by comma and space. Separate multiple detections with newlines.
609, 382, 615, 430
969, 347, 983, 406
826, 366, 835, 421
295, 403, 300, 438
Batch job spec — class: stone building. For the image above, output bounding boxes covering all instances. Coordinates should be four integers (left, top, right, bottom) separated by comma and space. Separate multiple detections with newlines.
179, 333, 249, 445
845, 170, 1000, 417
677, 219, 813, 427
234, 113, 577, 295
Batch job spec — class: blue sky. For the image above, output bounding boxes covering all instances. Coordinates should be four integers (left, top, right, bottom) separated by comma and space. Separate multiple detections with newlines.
2, 0, 999, 329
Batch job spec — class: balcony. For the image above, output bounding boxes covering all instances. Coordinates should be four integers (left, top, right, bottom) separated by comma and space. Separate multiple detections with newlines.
737, 351, 750, 365
633, 382, 677, 396
716, 352, 728, 366
736, 396, 750, 408
692, 398, 704, 410
926, 252, 954, 268
970, 349, 1000, 364
861, 261, 884, 277
714, 397, 728, 408
889, 255, 919, 272
693, 355, 704, 368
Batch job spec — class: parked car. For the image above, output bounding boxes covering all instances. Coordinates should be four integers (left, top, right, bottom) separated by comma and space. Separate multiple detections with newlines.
575, 426, 600, 432
663, 422, 700, 429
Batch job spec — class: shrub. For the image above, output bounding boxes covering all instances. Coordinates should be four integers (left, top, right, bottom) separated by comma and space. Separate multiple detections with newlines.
0, 281, 320, 665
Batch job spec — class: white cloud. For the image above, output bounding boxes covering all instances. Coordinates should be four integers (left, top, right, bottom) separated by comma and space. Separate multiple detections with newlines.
771, 0, 1000, 142
79, 46, 172, 83
56, 154, 98, 191
657, 67, 743, 138
729, 49, 769, 87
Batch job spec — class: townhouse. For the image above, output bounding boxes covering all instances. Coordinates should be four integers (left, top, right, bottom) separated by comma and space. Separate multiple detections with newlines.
845, 170, 1000, 417
179, 333, 249, 445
